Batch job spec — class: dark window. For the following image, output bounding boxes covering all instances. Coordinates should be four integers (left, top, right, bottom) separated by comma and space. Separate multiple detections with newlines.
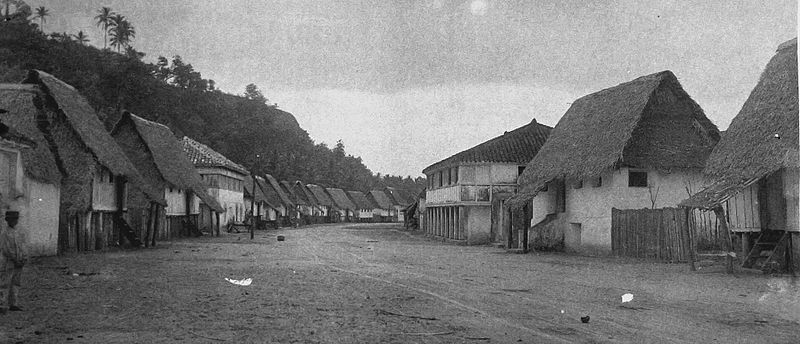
629, 171, 648, 187
452, 167, 459, 184
438, 171, 443, 187
556, 181, 566, 213
592, 177, 602, 187
518, 166, 526, 176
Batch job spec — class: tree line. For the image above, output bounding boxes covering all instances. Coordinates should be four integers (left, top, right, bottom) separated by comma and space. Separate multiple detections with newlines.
0, 5, 425, 197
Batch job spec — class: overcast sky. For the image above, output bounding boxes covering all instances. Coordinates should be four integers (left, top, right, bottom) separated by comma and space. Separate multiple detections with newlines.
31, 0, 797, 177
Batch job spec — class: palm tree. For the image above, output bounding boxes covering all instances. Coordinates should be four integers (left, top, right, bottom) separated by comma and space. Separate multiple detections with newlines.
34, 6, 49, 31
109, 16, 135, 52
94, 7, 114, 49
73, 31, 89, 45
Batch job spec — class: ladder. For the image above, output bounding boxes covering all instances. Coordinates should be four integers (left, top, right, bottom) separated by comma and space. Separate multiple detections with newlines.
741, 231, 788, 273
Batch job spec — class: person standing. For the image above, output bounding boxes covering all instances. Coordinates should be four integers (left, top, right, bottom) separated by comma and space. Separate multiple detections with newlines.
0, 210, 27, 313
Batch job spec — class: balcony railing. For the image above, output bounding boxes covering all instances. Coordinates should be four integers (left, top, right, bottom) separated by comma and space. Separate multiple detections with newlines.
426, 184, 517, 205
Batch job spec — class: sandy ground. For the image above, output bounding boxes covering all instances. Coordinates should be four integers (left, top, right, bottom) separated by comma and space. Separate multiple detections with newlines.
1, 223, 799, 343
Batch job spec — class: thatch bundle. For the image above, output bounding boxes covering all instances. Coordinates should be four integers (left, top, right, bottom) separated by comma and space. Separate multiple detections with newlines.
510, 71, 719, 208
244, 176, 275, 209
422, 119, 552, 174
280, 180, 307, 206
681, 38, 798, 209
294, 181, 319, 208
263, 174, 293, 208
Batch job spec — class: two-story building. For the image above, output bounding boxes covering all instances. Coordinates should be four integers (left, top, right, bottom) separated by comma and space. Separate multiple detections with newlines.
182, 137, 249, 228
423, 119, 552, 245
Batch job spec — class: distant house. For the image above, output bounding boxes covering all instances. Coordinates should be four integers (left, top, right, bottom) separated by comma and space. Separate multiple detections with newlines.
384, 187, 412, 222
347, 191, 374, 222
368, 190, 394, 222
510, 71, 720, 255
0, 118, 59, 256
423, 119, 552, 245
111, 112, 224, 238
279, 180, 310, 223
0, 70, 164, 253
681, 39, 798, 271
263, 174, 295, 225
327, 187, 357, 222
294, 181, 324, 223
244, 176, 277, 223
182, 136, 249, 228
307, 184, 336, 222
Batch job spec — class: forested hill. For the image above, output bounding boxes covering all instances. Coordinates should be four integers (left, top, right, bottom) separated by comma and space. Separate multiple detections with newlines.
0, 19, 425, 196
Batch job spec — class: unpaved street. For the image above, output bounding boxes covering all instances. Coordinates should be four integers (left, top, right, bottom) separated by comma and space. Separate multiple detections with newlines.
1, 223, 799, 343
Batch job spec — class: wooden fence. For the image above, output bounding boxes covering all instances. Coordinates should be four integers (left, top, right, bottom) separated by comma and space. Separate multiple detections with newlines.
611, 207, 723, 262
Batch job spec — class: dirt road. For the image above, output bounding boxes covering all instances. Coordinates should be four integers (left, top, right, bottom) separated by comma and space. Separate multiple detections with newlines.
1, 223, 798, 343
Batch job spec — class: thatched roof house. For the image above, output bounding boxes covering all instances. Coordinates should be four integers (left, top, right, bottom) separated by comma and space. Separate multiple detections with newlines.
263, 174, 293, 210
0, 70, 163, 212
280, 180, 308, 206
512, 70, 720, 206
368, 190, 394, 210
111, 112, 223, 212
326, 187, 356, 211
307, 184, 335, 208
254, 176, 283, 211
347, 190, 375, 210
681, 39, 798, 209
384, 187, 413, 207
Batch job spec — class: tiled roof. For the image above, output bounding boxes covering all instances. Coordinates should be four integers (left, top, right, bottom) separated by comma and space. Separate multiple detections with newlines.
181, 136, 249, 175
423, 119, 552, 173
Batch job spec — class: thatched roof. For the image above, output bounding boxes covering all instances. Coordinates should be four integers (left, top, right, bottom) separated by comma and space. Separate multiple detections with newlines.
244, 176, 276, 209
280, 180, 308, 206
0, 119, 36, 148
423, 119, 553, 174
347, 191, 374, 210
263, 174, 293, 208
511, 70, 719, 207
326, 187, 356, 210
181, 136, 249, 175
681, 38, 798, 209
0, 87, 61, 184
1, 71, 164, 207
111, 112, 223, 212
292, 181, 317, 207
384, 187, 413, 206
307, 184, 335, 207
253, 175, 284, 209
368, 190, 394, 209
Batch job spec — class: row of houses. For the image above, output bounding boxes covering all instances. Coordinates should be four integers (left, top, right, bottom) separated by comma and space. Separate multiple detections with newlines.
0, 69, 414, 257
418, 38, 798, 272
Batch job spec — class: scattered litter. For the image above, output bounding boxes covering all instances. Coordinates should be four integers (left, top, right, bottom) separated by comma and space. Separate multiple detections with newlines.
560, 309, 565, 314
225, 277, 252, 286
621, 293, 634, 303
366, 240, 379, 243
581, 315, 590, 323
277, 235, 285, 241
72, 273, 79, 277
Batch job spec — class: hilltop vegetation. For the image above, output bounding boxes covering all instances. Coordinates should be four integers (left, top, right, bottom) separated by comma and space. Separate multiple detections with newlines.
0, 14, 424, 196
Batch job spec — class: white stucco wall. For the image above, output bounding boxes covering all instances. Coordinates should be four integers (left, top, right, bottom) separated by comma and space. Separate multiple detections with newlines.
358, 209, 372, 219
24, 178, 60, 256
531, 168, 704, 254
209, 187, 245, 224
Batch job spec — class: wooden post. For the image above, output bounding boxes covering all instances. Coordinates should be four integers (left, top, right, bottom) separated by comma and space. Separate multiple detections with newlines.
215, 212, 221, 237
683, 207, 696, 271
151, 206, 159, 247
713, 206, 734, 274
